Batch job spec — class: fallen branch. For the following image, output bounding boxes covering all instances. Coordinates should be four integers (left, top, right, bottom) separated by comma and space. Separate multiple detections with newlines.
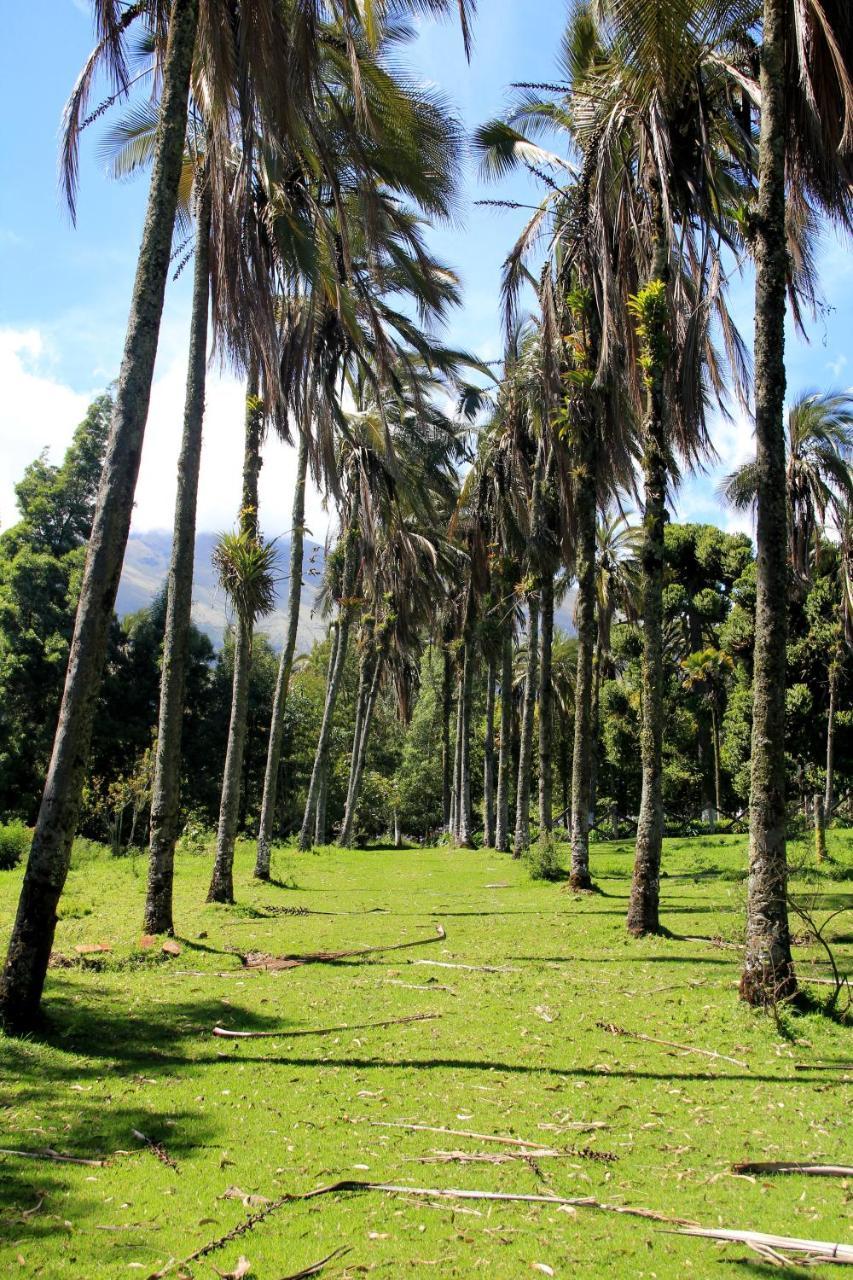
596, 1022, 748, 1069
243, 924, 446, 971
386, 980, 456, 993
674, 1225, 853, 1264
212, 1012, 441, 1039
410, 958, 515, 973
0, 1147, 106, 1167
367, 1120, 610, 1150
733, 1161, 853, 1177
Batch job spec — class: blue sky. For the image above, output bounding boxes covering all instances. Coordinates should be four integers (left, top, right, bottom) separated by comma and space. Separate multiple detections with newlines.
1, 1, 851, 543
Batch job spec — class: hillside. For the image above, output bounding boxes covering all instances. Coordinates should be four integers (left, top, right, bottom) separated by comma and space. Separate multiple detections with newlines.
117, 530, 328, 650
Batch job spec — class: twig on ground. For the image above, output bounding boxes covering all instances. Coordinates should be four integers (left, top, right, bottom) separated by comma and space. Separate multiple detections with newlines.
367, 1121, 563, 1148
132, 1129, 179, 1171
0, 1147, 106, 1167
733, 1161, 853, 1177
672, 1225, 853, 1265
794, 1062, 853, 1071
277, 1247, 351, 1279
596, 1021, 748, 1069
212, 1012, 442, 1039
410, 959, 516, 973
242, 924, 446, 971
385, 980, 456, 994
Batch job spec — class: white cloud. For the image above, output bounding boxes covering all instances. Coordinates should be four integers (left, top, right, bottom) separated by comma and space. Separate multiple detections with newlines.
0, 326, 332, 545
0, 329, 92, 530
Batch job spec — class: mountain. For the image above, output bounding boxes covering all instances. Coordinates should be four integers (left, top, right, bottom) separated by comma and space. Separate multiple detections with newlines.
117, 530, 328, 650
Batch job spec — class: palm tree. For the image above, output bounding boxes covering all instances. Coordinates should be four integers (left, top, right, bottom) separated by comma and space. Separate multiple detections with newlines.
0, 0, 200, 1029
207, 377, 272, 903
736, 0, 852, 1003
722, 391, 853, 582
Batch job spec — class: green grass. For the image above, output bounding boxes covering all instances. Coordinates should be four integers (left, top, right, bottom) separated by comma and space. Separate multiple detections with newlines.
1, 831, 852, 1278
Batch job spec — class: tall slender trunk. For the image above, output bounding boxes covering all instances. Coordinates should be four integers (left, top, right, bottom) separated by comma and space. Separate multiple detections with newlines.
451, 665, 463, 840
483, 653, 496, 847
441, 648, 452, 831
825, 662, 838, 815
339, 644, 383, 847
145, 175, 211, 933
571, 434, 597, 889
514, 595, 539, 856
495, 626, 513, 853
589, 642, 601, 823
627, 415, 667, 934
298, 511, 360, 850
255, 432, 309, 878
208, 371, 263, 903
207, 620, 251, 902
314, 763, 329, 845
538, 574, 554, 833
741, 0, 796, 1004
627, 209, 669, 938
0, 0, 198, 1031
457, 641, 475, 847
712, 704, 722, 816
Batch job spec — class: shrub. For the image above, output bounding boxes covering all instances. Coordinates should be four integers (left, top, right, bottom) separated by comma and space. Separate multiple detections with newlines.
0, 820, 31, 870
525, 832, 563, 882
178, 812, 214, 856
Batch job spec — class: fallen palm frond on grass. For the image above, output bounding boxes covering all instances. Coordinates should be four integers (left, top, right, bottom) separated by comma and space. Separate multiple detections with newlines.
212, 1012, 442, 1039
241, 924, 446, 970
132, 1128, 179, 1171
733, 1160, 853, 1177
150, 1177, 700, 1276
596, 1021, 748, 1068
673, 1225, 853, 1265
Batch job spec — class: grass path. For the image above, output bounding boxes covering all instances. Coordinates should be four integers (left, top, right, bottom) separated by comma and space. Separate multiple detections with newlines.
1, 833, 852, 1277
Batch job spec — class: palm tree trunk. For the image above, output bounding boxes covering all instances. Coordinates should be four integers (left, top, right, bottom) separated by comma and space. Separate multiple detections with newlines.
0, 0, 198, 1031
740, 0, 796, 1004
825, 662, 838, 815
254, 431, 308, 879
441, 648, 453, 831
538, 574, 554, 833
627, 205, 669, 938
483, 653, 496, 847
627, 418, 667, 934
451, 665, 463, 840
589, 643, 601, 822
207, 619, 251, 902
712, 704, 723, 816
298, 513, 360, 851
571, 441, 597, 890
457, 641, 475, 847
514, 594, 539, 857
339, 650, 383, 847
495, 626, 513, 853
145, 176, 211, 933
208, 371, 263, 903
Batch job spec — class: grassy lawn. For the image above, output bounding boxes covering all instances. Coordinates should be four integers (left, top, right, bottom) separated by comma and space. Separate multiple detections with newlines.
1, 831, 852, 1278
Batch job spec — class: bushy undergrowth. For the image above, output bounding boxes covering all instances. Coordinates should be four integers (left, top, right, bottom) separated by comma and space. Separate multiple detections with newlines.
525, 831, 563, 880
0, 820, 30, 870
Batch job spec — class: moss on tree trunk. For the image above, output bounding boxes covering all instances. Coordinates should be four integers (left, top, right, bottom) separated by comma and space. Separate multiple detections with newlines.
740, 0, 796, 1005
